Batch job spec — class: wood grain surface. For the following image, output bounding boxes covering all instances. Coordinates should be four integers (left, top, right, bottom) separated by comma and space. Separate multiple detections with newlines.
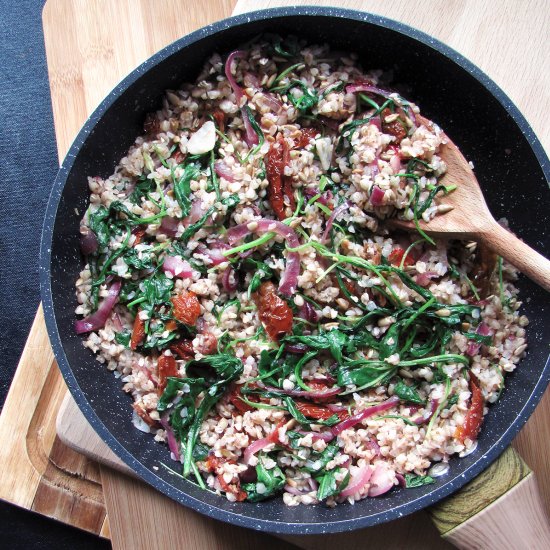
0, 0, 547, 547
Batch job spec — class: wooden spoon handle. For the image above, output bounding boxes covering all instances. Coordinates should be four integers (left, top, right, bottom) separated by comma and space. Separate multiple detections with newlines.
481, 222, 550, 292
429, 447, 550, 549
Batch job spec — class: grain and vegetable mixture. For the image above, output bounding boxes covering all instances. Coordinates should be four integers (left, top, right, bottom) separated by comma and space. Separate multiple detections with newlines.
75, 36, 528, 506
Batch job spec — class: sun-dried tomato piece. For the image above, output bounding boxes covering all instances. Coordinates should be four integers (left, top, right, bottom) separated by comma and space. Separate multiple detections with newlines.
254, 281, 293, 341
130, 310, 146, 350
293, 127, 318, 149
205, 454, 247, 501
388, 247, 415, 267
196, 331, 218, 356
171, 290, 201, 326
172, 150, 185, 164
266, 133, 294, 220
170, 339, 195, 360
295, 401, 348, 421
455, 374, 484, 444
157, 353, 179, 395
381, 107, 407, 144
212, 108, 225, 132
227, 383, 255, 414
131, 226, 146, 246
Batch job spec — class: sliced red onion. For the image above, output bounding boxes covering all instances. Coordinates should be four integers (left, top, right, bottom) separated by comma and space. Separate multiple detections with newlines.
367, 463, 395, 497
285, 343, 310, 354
242, 108, 259, 147
346, 83, 393, 98
160, 215, 179, 236
222, 266, 238, 292
284, 484, 311, 496
414, 398, 439, 425
75, 280, 122, 334
160, 415, 180, 461
414, 271, 438, 287
196, 242, 230, 266
243, 72, 260, 89
369, 159, 380, 178
331, 396, 400, 436
395, 473, 406, 487
369, 116, 382, 131
308, 477, 319, 492
326, 403, 348, 413
261, 92, 283, 113
339, 466, 372, 498
297, 430, 335, 443
243, 437, 274, 465
389, 151, 402, 173
163, 255, 193, 278
317, 190, 334, 207
214, 160, 235, 182
466, 322, 492, 357
370, 185, 385, 206
111, 312, 124, 332
224, 50, 247, 105
298, 301, 319, 323
366, 437, 381, 457
227, 219, 301, 297
265, 385, 342, 400
80, 229, 98, 255
321, 201, 348, 243
183, 200, 206, 228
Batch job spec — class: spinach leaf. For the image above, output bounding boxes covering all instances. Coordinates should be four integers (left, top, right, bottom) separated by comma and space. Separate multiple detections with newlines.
141, 272, 174, 311
303, 441, 339, 473
143, 320, 179, 350
404, 474, 435, 488
181, 194, 239, 241
336, 362, 396, 390
88, 206, 111, 249
241, 258, 273, 296
393, 380, 425, 405
378, 322, 400, 360
114, 331, 131, 348
463, 331, 493, 345
316, 468, 350, 501
129, 175, 155, 205
283, 329, 347, 363
242, 457, 285, 502
123, 247, 156, 271
174, 163, 200, 218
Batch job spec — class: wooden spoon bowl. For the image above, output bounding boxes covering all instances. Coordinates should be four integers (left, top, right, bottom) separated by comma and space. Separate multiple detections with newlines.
391, 115, 550, 291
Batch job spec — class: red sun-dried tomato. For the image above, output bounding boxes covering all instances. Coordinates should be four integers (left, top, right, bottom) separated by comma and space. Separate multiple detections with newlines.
157, 353, 178, 395
254, 281, 293, 341
212, 108, 226, 132
171, 290, 201, 326
131, 226, 146, 246
381, 107, 407, 144
170, 339, 195, 360
227, 383, 255, 414
295, 401, 349, 422
292, 127, 318, 149
130, 310, 146, 350
266, 133, 295, 220
388, 247, 415, 267
455, 374, 484, 444
132, 402, 157, 427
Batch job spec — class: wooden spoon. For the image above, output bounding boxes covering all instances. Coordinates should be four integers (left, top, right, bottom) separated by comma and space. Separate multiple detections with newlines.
390, 115, 550, 291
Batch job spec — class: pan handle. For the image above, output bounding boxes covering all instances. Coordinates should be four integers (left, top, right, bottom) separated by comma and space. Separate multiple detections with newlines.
428, 447, 550, 549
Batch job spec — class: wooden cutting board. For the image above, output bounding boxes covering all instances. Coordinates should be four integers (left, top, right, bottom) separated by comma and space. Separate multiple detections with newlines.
0, 0, 548, 547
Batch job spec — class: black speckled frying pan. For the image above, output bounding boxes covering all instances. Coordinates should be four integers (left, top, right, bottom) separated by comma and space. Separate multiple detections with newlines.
40, 7, 550, 538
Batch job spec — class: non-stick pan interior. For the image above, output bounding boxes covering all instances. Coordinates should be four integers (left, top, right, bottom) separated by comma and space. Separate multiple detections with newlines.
41, 8, 550, 534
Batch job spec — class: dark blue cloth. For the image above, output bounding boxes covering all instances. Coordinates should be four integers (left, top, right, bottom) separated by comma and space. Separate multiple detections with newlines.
0, 1, 110, 547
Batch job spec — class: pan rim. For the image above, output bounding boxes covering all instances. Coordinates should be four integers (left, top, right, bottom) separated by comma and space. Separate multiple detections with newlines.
40, 5, 550, 534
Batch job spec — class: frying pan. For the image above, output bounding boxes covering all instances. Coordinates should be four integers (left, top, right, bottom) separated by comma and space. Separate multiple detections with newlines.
40, 6, 550, 537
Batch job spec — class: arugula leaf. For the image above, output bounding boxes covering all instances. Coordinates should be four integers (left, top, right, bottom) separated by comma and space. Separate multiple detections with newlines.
142, 320, 179, 350
281, 396, 339, 428
393, 380, 425, 405
88, 206, 111, 249
336, 362, 397, 391
284, 80, 318, 112
242, 457, 285, 502
241, 258, 273, 296
404, 474, 435, 488
378, 322, 400, 360
463, 331, 493, 345
180, 194, 239, 241
316, 468, 350, 501
141, 272, 174, 311
174, 163, 200, 218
